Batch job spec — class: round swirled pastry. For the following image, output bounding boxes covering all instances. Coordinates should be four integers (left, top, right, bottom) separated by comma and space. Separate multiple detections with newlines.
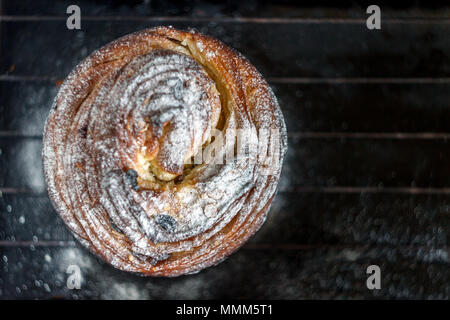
43, 27, 287, 276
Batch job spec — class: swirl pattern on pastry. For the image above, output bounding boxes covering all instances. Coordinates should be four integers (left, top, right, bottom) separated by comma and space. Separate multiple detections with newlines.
43, 27, 287, 276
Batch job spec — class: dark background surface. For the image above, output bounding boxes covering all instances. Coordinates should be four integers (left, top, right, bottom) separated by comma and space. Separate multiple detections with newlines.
0, 0, 449, 299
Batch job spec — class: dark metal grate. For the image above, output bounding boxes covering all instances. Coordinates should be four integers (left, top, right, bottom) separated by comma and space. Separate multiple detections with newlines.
0, 0, 449, 299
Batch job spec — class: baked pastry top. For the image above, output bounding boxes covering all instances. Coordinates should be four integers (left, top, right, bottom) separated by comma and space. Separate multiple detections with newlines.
43, 26, 287, 276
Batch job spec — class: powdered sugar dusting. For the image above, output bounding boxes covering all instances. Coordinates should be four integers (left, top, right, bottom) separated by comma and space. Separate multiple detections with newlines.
42, 26, 287, 276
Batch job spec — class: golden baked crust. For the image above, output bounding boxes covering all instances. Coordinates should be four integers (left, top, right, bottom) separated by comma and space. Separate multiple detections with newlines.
42, 26, 287, 276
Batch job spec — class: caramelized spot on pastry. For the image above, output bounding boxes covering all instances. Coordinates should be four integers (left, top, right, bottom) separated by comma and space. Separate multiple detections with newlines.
125, 169, 139, 191
154, 214, 177, 233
